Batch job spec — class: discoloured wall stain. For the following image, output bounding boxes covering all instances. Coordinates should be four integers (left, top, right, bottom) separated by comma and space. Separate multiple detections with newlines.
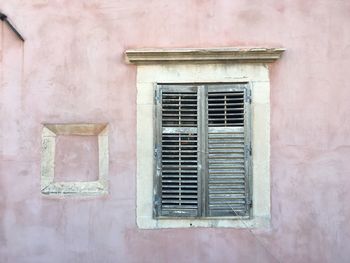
238, 8, 264, 24
0, 0, 350, 262
31, 0, 48, 8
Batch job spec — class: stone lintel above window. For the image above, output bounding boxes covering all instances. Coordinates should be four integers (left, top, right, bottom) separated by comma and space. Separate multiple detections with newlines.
125, 47, 285, 64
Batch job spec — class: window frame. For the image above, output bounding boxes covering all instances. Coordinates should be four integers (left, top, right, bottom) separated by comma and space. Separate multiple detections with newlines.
153, 83, 252, 219
133, 62, 273, 229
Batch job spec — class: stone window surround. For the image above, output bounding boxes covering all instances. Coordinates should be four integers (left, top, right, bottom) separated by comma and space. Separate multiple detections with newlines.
40, 123, 109, 196
126, 47, 285, 229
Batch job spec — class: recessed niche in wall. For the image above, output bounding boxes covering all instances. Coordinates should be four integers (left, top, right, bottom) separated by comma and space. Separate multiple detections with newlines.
54, 135, 99, 182
41, 123, 108, 196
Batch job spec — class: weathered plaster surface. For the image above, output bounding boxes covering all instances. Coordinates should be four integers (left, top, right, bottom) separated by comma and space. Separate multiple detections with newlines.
1, 0, 350, 262
54, 135, 99, 182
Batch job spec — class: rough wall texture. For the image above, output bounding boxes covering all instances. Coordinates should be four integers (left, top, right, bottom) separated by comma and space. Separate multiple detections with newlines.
0, 0, 350, 262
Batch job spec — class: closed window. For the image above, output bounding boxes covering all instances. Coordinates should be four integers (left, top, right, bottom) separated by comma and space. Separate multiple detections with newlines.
128, 55, 278, 228
154, 83, 252, 218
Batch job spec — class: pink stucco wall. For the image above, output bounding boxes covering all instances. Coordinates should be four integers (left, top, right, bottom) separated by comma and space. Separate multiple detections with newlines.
1, 1, 350, 262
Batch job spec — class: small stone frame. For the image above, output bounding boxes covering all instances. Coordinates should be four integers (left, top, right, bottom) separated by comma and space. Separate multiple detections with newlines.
40, 123, 108, 196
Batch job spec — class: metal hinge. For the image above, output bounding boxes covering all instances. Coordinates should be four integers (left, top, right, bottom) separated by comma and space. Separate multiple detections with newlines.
245, 144, 252, 156
154, 196, 161, 207
246, 89, 252, 103
154, 144, 160, 157
247, 199, 253, 208
155, 89, 161, 104
153, 196, 161, 218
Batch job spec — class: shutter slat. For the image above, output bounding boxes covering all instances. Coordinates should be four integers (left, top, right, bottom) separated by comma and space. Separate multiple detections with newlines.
161, 206, 198, 209
209, 103, 244, 107
162, 195, 198, 198
162, 185, 198, 189
208, 180, 245, 185
209, 150, 245, 154
163, 150, 198, 153
162, 171, 197, 174
208, 92, 244, 96
208, 98, 244, 102
208, 108, 244, 112
162, 200, 198, 204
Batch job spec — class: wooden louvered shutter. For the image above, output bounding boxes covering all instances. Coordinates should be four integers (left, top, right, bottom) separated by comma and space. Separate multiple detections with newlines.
206, 84, 251, 217
154, 83, 251, 218
154, 85, 201, 217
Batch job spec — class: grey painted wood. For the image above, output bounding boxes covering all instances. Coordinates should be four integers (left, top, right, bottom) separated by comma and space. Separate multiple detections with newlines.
154, 83, 252, 218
